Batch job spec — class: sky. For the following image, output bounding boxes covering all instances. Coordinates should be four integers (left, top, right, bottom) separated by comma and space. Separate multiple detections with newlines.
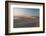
13, 8, 39, 17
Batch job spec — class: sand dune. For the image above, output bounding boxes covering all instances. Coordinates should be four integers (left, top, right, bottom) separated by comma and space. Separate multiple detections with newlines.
13, 16, 39, 28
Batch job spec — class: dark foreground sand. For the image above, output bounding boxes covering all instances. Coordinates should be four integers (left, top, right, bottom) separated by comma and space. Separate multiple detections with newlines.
13, 16, 39, 28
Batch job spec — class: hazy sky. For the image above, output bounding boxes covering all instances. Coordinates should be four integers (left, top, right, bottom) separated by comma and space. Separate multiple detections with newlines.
13, 8, 39, 17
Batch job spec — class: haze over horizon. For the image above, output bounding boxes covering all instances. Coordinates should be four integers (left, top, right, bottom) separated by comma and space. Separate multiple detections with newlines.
13, 8, 39, 17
